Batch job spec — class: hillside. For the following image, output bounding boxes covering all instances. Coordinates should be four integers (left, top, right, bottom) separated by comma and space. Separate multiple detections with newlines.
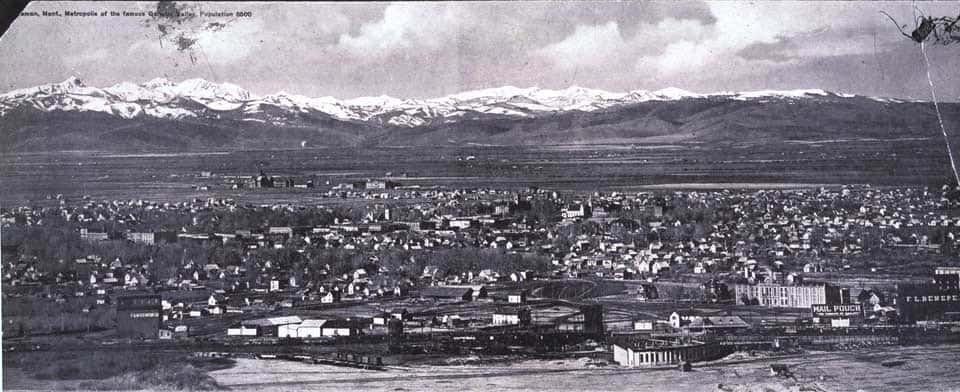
1, 78, 957, 152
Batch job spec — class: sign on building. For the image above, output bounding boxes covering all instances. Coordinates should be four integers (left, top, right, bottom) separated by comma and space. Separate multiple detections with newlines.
812, 304, 863, 318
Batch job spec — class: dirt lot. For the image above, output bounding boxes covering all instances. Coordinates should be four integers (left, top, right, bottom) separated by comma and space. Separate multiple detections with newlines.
206, 345, 960, 392
4, 345, 959, 391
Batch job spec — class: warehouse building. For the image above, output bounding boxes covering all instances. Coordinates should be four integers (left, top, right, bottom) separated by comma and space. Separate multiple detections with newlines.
897, 282, 960, 323
934, 273, 960, 292
734, 283, 840, 308
612, 338, 732, 367
238, 316, 303, 337
116, 293, 162, 339
278, 319, 327, 338
935, 266, 960, 279
276, 319, 361, 338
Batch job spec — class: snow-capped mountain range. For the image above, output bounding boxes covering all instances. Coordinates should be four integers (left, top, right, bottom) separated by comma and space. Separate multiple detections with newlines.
0, 77, 905, 128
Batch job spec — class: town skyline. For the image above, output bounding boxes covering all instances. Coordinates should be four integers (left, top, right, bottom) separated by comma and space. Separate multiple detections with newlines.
4, 2, 960, 390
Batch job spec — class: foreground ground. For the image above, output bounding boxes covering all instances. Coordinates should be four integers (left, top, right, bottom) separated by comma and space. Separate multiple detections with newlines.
204, 345, 960, 392
4, 345, 960, 391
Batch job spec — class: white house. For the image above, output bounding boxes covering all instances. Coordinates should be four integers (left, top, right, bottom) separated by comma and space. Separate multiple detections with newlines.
321, 291, 340, 303
693, 262, 706, 274
669, 311, 703, 329
637, 260, 651, 274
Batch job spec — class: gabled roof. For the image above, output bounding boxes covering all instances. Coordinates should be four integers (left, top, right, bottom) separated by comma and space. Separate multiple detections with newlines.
242, 315, 303, 327
298, 319, 327, 327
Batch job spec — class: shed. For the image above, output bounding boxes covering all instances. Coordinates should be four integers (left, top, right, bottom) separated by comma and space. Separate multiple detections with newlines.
242, 315, 303, 337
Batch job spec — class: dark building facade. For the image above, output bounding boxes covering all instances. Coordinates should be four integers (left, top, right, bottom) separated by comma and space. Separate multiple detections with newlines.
116, 293, 162, 339
419, 286, 474, 302
581, 304, 605, 334
935, 274, 960, 293
897, 282, 960, 323
555, 304, 605, 335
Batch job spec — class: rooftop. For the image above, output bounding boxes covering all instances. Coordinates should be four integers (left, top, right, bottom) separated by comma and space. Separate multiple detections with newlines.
242, 315, 303, 327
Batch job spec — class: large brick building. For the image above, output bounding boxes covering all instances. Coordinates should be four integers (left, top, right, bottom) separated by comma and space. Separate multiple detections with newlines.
734, 283, 839, 308
116, 293, 162, 339
897, 279, 960, 323
935, 267, 960, 291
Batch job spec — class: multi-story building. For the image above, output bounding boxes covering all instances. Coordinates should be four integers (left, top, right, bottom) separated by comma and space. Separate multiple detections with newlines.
734, 283, 839, 308
116, 293, 162, 339
561, 204, 591, 220
935, 274, 960, 292
935, 266, 960, 276
127, 232, 155, 245
935, 267, 960, 291
80, 228, 109, 242
897, 282, 960, 323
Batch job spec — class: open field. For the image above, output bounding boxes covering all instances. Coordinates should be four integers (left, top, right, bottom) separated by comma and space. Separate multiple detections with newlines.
1, 350, 231, 391
0, 139, 952, 205
197, 345, 960, 392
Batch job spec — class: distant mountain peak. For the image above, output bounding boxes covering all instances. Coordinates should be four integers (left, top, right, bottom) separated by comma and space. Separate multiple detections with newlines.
0, 76, 948, 153
725, 88, 832, 99
343, 94, 403, 107
170, 78, 251, 102
652, 87, 700, 99
0, 76, 919, 131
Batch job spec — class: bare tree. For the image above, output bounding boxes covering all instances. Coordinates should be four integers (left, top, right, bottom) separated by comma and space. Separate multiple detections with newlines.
882, 9, 960, 186
882, 11, 960, 45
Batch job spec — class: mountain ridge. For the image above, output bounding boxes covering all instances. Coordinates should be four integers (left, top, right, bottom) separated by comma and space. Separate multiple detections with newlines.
0, 77, 917, 126
1, 77, 957, 152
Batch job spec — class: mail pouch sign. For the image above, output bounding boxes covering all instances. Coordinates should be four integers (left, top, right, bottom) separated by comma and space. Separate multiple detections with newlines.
812, 304, 863, 318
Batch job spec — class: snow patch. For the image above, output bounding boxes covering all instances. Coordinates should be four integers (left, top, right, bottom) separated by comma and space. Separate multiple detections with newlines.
1, 76, 916, 128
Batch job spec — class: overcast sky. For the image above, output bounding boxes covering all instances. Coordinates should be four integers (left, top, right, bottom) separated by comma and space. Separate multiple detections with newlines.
1, 1, 958, 100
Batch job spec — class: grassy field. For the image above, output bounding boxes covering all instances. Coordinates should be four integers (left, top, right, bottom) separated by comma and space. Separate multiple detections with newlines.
75, 360, 231, 391
2, 350, 231, 391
